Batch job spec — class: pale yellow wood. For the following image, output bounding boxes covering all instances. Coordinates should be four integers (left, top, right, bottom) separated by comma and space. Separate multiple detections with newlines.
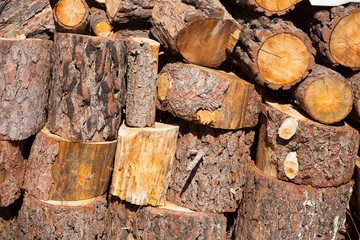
158, 73, 173, 101
159, 202, 195, 213
37, 197, 96, 206
255, 0, 297, 11
95, 22, 112, 37
55, 0, 87, 27
106, 0, 121, 18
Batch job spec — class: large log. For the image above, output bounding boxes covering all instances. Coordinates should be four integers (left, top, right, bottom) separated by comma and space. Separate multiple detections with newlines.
48, 33, 126, 142
230, 0, 302, 16
347, 72, 360, 122
257, 98, 360, 187
166, 119, 255, 213
234, 160, 353, 240
157, 62, 262, 129
24, 127, 117, 201
106, 0, 154, 23
231, 17, 315, 90
0, 38, 53, 140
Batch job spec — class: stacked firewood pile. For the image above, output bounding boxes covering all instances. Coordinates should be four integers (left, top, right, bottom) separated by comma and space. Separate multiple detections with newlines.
1, 0, 360, 239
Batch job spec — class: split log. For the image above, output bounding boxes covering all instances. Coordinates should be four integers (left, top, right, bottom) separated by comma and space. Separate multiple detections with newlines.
157, 62, 262, 129
230, 0, 302, 16
90, 8, 112, 37
110, 123, 179, 206
53, 0, 90, 34
0, 38, 53, 140
292, 64, 353, 124
257, 98, 359, 187
107, 197, 227, 239
310, 3, 360, 69
18, 194, 108, 239
234, 160, 353, 240
231, 17, 315, 90
106, 0, 154, 23
166, 119, 255, 213
347, 72, 360, 122
126, 37, 160, 128
48, 33, 126, 142
151, 0, 240, 67
24, 127, 117, 201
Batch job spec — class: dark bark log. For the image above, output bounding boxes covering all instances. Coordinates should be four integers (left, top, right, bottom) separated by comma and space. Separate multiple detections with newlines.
90, 8, 112, 37
348, 72, 360, 122
106, 0, 154, 23
229, 0, 302, 16
0, 38, 53, 140
48, 33, 126, 142
166, 119, 255, 213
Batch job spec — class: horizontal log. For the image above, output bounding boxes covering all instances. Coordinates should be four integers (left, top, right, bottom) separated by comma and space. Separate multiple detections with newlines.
106, 0, 154, 23
348, 72, 360, 122
229, 0, 303, 16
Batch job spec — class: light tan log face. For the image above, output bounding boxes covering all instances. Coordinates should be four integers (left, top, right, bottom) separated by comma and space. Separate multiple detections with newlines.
55, 0, 87, 26
255, 0, 297, 11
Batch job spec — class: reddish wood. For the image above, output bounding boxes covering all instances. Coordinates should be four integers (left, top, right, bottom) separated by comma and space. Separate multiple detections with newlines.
106, 0, 154, 23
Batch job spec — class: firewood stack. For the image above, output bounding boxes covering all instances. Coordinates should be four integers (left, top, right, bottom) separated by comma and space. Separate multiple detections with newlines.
1, 0, 360, 239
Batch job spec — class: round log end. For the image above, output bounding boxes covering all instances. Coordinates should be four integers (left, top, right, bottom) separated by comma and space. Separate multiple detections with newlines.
94, 22, 112, 37
255, 0, 298, 12
55, 0, 88, 27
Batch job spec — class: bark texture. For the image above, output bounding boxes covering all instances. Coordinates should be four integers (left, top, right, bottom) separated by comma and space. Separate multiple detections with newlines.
48, 33, 126, 142
235, 160, 353, 240
106, 0, 154, 23
348, 72, 360, 122
166, 119, 255, 213
0, 39, 53, 140
230, 0, 302, 16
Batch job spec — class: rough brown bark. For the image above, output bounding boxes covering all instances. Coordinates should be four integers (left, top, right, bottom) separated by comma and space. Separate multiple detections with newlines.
107, 196, 227, 239
106, 0, 154, 23
229, 0, 302, 16
0, 198, 21, 240
166, 119, 255, 213
348, 72, 360, 122
0, 38, 53, 141
48, 33, 126, 142
112, 29, 150, 40
157, 62, 262, 129
90, 8, 112, 37
235, 160, 353, 240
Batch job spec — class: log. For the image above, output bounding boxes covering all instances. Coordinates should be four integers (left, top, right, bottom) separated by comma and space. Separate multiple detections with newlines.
292, 64, 353, 124
234, 160, 353, 240
230, 0, 302, 16
354, 158, 360, 217
257, 98, 360, 187
48, 33, 127, 142
230, 17, 315, 90
0, 197, 22, 240
157, 62, 262, 129
90, 8, 112, 37
126, 37, 160, 128
310, 3, 360, 69
24, 127, 117, 201
347, 72, 360, 122
166, 119, 255, 213
106, 0, 154, 23
151, 0, 240, 67
112, 29, 150, 40
110, 122, 179, 206
0, 38, 53, 140
107, 197, 227, 239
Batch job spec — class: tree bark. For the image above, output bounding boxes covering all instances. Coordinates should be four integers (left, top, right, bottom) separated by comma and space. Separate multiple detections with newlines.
157, 62, 262, 129
229, 0, 302, 16
0, 38, 52, 141
106, 0, 154, 23
347, 72, 360, 122
90, 8, 112, 37
166, 119, 255, 213
48, 33, 126, 142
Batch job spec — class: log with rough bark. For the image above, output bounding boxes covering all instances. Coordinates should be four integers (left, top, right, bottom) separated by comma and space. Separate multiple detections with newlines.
0, 197, 21, 240
166, 119, 255, 213
48, 33, 126, 142
0, 38, 53, 141
110, 123, 179, 206
151, 0, 240, 67
310, 3, 360, 69
292, 64, 353, 124
234, 160, 353, 240
157, 62, 262, 129
90, 8, 112, 37
24, 127, 117, 201
106, 0, 154, 23
18, 194, 108, 239
354, 158, 360, 217
257, 98, 359, 187
347, 72, 360, 122
230, 0, 302, 16
231, 17, 315, 90
112, 29, 150, 40
126, 37, 160, 128
107, 197, 227, 239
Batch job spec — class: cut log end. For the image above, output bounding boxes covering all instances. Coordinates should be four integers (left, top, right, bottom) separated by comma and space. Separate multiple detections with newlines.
158, 72, 173, 101
94, 22, 111, 37
283, 151, 299, 179
278, 117, 298, 139
55, 0, 87, 27
255, 0, 298, 12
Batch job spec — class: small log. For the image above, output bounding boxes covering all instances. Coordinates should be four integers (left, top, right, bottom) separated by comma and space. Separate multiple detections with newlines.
110, 122, 179, 206
292, 64, 353, 124
126, 37, 160, 128
151, 0, 240, 67
48, 33, 126, 142
106, 0, 154, 23
157, 62, 262, 129
90, 8, 112, 37
234, 160, 353, 240
231, 17, 315, 90
0, 38, 53, 140
24, 127, 117, 201
230, 0, 302, 16
107, 197, 227, 239
347, 72, 360, 122
167, 119, 255, 213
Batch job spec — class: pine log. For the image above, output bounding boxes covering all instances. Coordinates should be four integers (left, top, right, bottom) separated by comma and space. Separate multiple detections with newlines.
151, 0, 240, 67
48, 33, 126, 142
90, 8, 112, 37
0, 198, 21, 240
167, 119, 255, 213
310, 3, 360, 69
235, 160, 353, 240
126, 37, 160, 128
112, 29, 150, 40
157, 62, 262, 129
231, 17, 315, 90
53, 0, 90, 34
0, 38, 53, 141
230, 0, 302, 16
18, 194, 108, 239
257, 98, 359, 187
292, 64, 353, 124
110, 123, 179, 206
24, 127, 116, 201
106, 0, 154, 23
107, 197, 227, 239
354, 158, 360, 217
347, 72, 360, 122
